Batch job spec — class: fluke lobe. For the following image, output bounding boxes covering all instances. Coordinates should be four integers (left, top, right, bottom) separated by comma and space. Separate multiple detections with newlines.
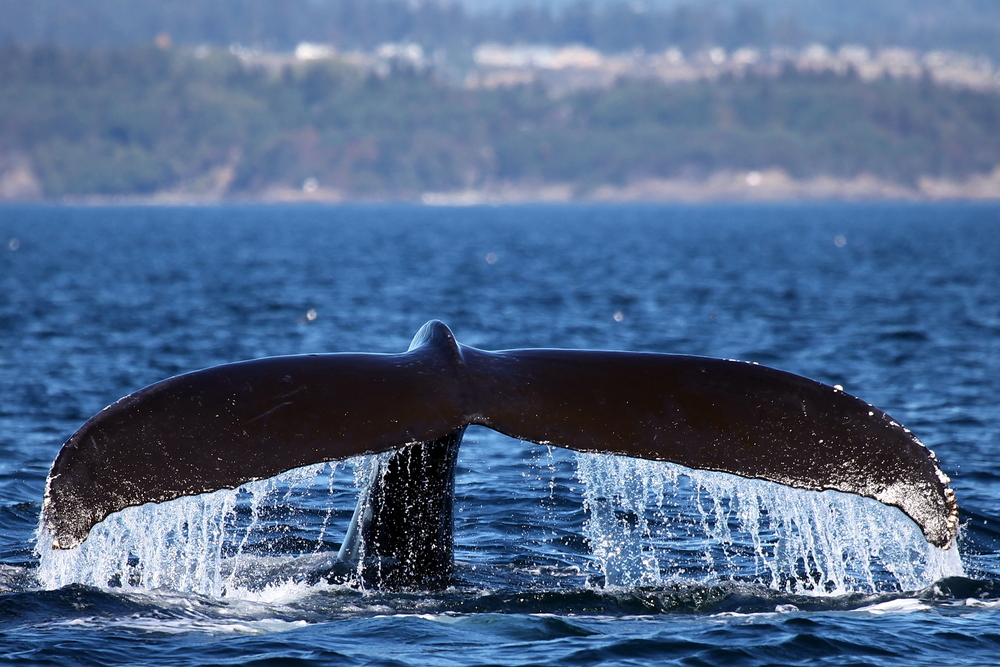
43, 321, 958, 588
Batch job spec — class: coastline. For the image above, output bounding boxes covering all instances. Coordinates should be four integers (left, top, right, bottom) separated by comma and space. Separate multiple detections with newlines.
3, 168, 1000, 206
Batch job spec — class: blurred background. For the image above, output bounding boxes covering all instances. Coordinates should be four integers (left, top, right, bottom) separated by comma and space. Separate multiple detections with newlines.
1, 0, 999, 203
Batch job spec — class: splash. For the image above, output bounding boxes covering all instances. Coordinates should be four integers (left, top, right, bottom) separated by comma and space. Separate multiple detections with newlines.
35, 460, 361, 598
575, 453, 964, 595
36, 449, 963, 598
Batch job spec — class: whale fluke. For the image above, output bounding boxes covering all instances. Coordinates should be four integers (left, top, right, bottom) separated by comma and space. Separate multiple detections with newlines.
43, 320, 958, 553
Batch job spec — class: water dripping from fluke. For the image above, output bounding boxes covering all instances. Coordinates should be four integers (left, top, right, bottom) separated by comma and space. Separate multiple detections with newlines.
35, 452, 963, 601
35, 461, 355, 599
575, 454, 964, 595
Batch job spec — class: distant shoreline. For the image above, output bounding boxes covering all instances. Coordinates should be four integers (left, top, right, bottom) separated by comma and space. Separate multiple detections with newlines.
4, 45, 999, 208
6, 168, 999, 207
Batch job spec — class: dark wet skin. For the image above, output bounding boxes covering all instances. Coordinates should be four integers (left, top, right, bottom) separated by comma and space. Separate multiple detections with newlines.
43, 321, 957, 590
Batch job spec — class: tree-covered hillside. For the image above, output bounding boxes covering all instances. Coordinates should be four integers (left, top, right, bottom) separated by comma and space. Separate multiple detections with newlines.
1, 45, 999, 199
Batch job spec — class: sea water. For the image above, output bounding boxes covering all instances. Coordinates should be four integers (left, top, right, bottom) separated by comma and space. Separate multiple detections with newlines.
2, 203, 999, 666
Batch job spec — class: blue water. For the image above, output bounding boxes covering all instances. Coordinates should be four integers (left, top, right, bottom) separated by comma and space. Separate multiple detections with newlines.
1, 203, 999, 666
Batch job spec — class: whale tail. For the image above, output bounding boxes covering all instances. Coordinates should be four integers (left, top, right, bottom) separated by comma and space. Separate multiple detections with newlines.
43, 320, 958, 558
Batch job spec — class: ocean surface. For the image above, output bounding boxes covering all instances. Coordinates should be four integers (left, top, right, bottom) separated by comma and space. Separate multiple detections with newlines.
1, 202, 998, 666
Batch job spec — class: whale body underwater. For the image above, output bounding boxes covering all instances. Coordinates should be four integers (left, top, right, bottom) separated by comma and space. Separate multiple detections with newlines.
42, 320, 959, 590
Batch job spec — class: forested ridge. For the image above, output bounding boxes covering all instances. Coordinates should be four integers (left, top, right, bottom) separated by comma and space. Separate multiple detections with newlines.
2, 45, 999, 199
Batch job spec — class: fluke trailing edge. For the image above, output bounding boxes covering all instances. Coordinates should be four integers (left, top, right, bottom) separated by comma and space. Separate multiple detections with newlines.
43, 321, 959, 583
